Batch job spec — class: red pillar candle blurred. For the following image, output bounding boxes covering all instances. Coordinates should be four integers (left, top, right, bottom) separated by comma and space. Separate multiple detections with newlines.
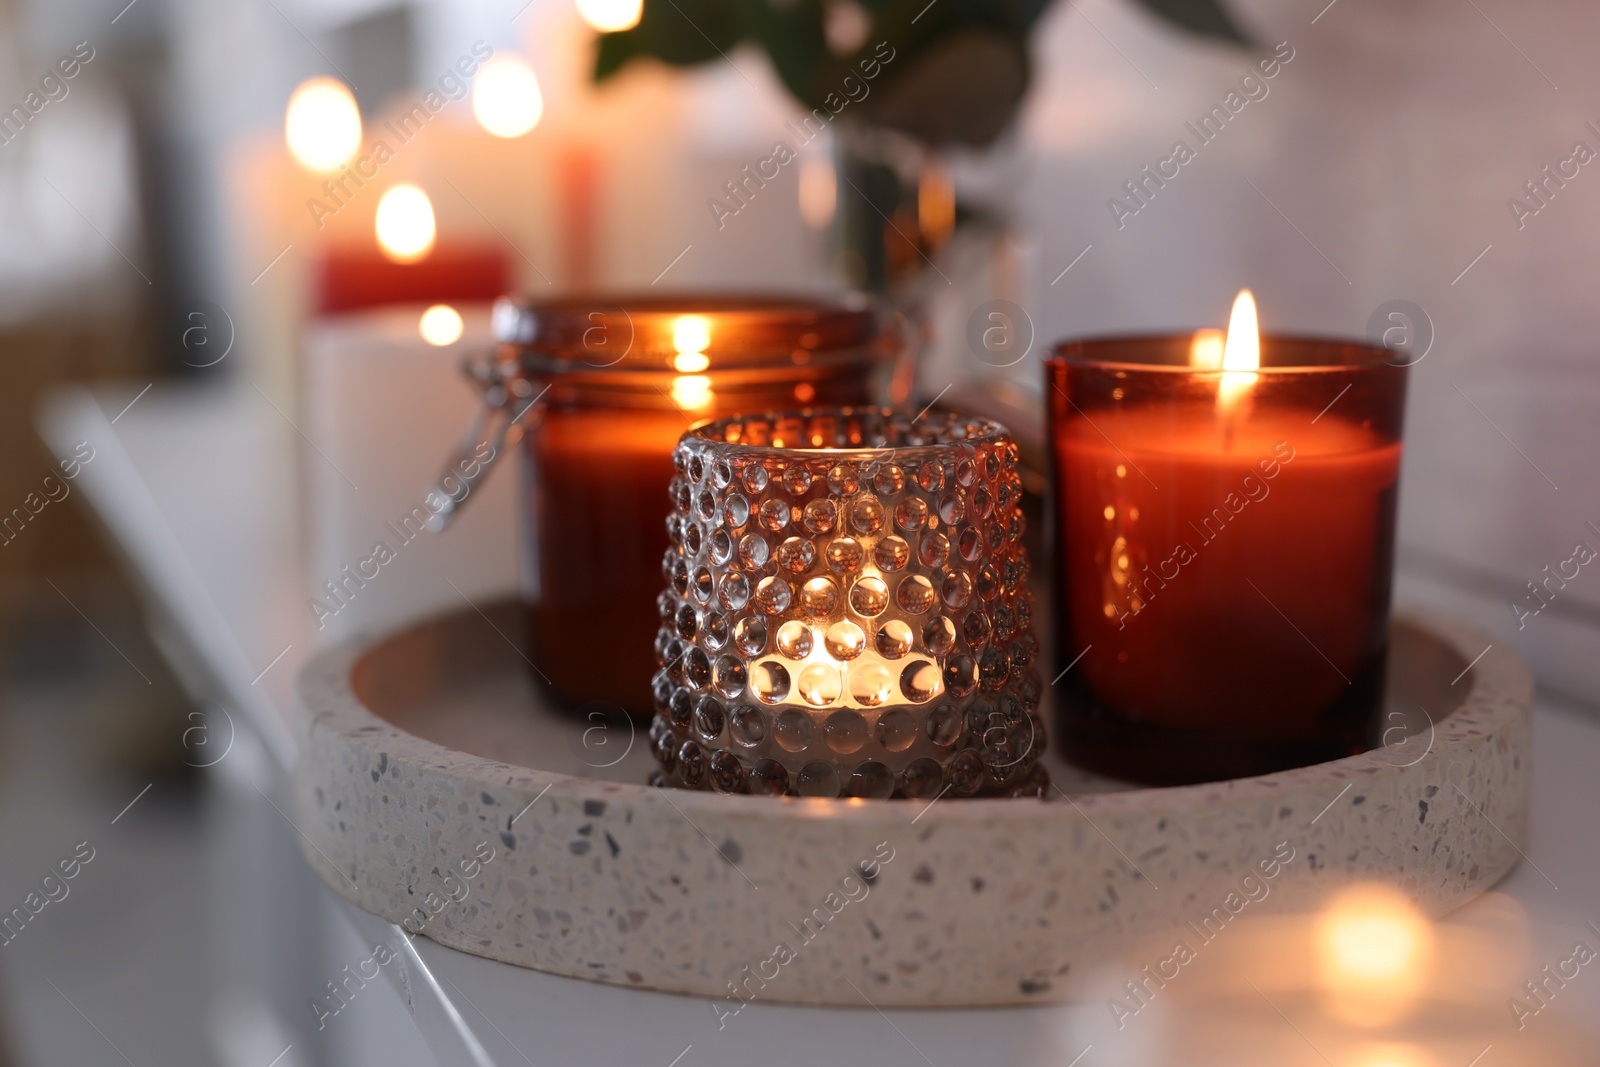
448, 297, 905, 721
1045, 292, 1408, 784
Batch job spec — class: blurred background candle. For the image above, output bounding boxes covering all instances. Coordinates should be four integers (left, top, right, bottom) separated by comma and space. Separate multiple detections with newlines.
1046, 292, 1408, 784
1053, 885, 1590, 1067
454, 296, 907, 720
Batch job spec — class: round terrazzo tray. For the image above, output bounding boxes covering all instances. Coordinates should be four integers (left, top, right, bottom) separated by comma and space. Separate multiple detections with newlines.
292, 603, 1531, 1008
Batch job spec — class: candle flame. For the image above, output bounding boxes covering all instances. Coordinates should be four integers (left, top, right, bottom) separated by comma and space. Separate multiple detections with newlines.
1223, 289, 1260, 371
1217, 288, 1259, 413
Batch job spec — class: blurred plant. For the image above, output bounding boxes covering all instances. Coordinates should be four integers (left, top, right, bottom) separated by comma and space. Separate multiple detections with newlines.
593, 0, 1248, 294
594, 0, 1246, 148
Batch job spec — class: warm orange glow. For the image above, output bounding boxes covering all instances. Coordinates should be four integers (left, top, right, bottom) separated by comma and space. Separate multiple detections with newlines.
1351, 1044, 1437, 1067
671, 375, 713, 411
797, 661, 842, 707
1189, 327, 1225, 370
284, 77, 361, 173
669, 315, 714, 392
1315, 884, 1435, 1027
375, 184, 436, 263
917, 162, 956, 248
472, 54, 544, 138
672, 351, 710, 372
576, 0, 643, 32
1217, 288, 1260, 412
418, 304, 464, 346
1350, 1043, 1440, 1067
671, 315, 712, 373
672, 315, 711, 354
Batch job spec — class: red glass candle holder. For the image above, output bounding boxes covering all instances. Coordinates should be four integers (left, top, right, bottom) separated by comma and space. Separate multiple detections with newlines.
1045, 336, 1408, 785
461, 296, 906, 721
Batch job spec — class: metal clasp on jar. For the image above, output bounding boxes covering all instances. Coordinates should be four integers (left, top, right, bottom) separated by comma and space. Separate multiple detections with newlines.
424, 298, 545, 532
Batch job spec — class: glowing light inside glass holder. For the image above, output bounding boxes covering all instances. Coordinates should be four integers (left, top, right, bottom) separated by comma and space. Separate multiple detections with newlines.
650, 409, 1049, 799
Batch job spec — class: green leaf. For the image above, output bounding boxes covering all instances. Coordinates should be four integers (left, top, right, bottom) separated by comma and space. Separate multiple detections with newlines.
594, 0, 749, 82
851, 28, 1031, 146
1124, 0, 1251, 45
731, 0, 830, 109
594, 0, 1251, 108
593, 31, 645, 81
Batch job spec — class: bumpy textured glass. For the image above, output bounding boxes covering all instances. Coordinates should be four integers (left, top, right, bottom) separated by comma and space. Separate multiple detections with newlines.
650, 408, 1049, 799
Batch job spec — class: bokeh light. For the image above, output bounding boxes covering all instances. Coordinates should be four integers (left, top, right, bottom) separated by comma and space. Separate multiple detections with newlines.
472, 54, 544, 139
576, 0, 643, 33
673, 351, 710, 372
1315, 883, 1436, 1027
672, 314, 711, 354
284, 77, 361, 173
670, 374, 713, 411
375, 184, 437, 264
419, 304, 464, 346
1189, 327, 1225, 369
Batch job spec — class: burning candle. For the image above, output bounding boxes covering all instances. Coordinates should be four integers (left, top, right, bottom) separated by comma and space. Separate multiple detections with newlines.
650, 407, 1048, 799
438, 297, 906, 720
1046, 292, 1408, 784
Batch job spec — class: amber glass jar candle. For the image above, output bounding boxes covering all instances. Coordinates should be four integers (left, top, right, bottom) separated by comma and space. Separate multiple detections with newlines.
1045, 317, 1407, 785
475, 296, 905, 719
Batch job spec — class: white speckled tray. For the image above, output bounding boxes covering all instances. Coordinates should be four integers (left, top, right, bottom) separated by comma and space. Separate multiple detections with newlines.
293, 603, 1530, 1007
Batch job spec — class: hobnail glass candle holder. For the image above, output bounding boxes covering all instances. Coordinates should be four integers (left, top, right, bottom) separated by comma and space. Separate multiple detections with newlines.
649, 407, 1049, 800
